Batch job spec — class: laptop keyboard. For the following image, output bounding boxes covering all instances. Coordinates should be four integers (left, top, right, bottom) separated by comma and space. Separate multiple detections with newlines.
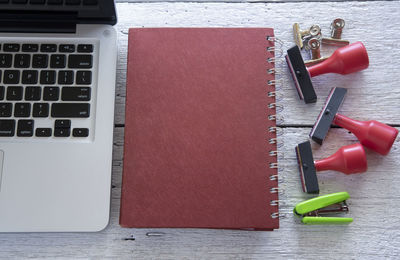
0, 41, 96, 139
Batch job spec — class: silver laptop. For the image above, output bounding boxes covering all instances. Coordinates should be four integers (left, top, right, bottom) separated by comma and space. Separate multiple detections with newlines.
0, 1, 117, 232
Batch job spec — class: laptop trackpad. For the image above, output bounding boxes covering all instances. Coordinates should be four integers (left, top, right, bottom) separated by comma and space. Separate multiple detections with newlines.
0, 150, 4, 192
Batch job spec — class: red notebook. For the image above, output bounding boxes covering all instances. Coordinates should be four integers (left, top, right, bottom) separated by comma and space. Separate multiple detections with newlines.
120, 28, 279, 230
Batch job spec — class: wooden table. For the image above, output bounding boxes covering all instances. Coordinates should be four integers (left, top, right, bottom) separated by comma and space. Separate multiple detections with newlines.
1, 1, 400, 259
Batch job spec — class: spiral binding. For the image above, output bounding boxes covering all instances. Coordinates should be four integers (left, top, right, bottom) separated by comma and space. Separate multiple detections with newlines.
271, 212, 287, 219
266, 35, 285, 220
268, 126, 283, 137
266, 46, 283, 58
270, 174, 284, 183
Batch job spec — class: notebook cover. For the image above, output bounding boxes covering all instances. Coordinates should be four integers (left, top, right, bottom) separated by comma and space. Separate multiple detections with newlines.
120, 28, 279, 230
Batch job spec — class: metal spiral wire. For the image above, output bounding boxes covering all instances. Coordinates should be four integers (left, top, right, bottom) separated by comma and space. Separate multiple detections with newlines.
266, 35, 285, 220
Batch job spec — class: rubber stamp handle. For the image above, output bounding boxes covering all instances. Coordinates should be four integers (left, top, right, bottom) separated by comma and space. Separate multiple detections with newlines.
334, 114, 398, 155
307, 41, 369, 77
314, 143, 367, 174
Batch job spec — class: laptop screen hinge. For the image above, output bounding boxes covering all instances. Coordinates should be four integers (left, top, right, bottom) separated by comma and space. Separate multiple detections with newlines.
0, 11, 77, 34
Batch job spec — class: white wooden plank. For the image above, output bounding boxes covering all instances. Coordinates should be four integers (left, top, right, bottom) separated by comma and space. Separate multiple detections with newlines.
2, 2, 400, 259
114, 2, 400, 125
1, 126, 400, 259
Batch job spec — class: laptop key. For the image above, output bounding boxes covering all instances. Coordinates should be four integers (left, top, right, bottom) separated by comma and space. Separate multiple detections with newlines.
40, 70, 56, 85
51, 103, 90, 118
43, 87, 59, 101
22, 44, 39, 52
55, 119, 71, 128
14, 103, 31, 117
41, 44, 57, 53
0, 54, 12, 68
50, 54, 66, 68
3, 44, 20, 52
76, 71, 92, 85
33, 103, 49, 117
59, 44, 75, 53
58, 71, 74, 85
0, 120, 15, 136
14, 54, 31, 68
17, 120, 34, 137
0, 86, 4, 100
73, 128, 89, 137
62, 87, 91, 101
77, 44, 93, 53
32, 54, 48, 68
3, 70, 20, 84
68, 55, 92, 68
22, 70, 39, 85
36, 128, 52, 137
7, 86, 23, 101
54, 128, 70, 137
0, 103, 12, 117
25, 87, 41, 101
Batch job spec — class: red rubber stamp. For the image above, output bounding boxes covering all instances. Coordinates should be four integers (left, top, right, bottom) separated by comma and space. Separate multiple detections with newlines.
296, 141, 367, 194
286, 42, 369, 103
310, 87, 399, 155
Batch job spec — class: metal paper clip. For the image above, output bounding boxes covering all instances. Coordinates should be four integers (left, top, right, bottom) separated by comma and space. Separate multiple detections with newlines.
322, 18, 350, 46
294, 192, 353, 224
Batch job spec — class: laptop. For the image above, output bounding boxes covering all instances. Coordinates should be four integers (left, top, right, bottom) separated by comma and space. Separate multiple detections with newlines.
0, 1, 117, 232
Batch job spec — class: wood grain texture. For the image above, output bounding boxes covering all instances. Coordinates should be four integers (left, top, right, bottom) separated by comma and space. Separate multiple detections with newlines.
113, 1, 400, 126
1, 127, 400, 259
1, 1, 400, 259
